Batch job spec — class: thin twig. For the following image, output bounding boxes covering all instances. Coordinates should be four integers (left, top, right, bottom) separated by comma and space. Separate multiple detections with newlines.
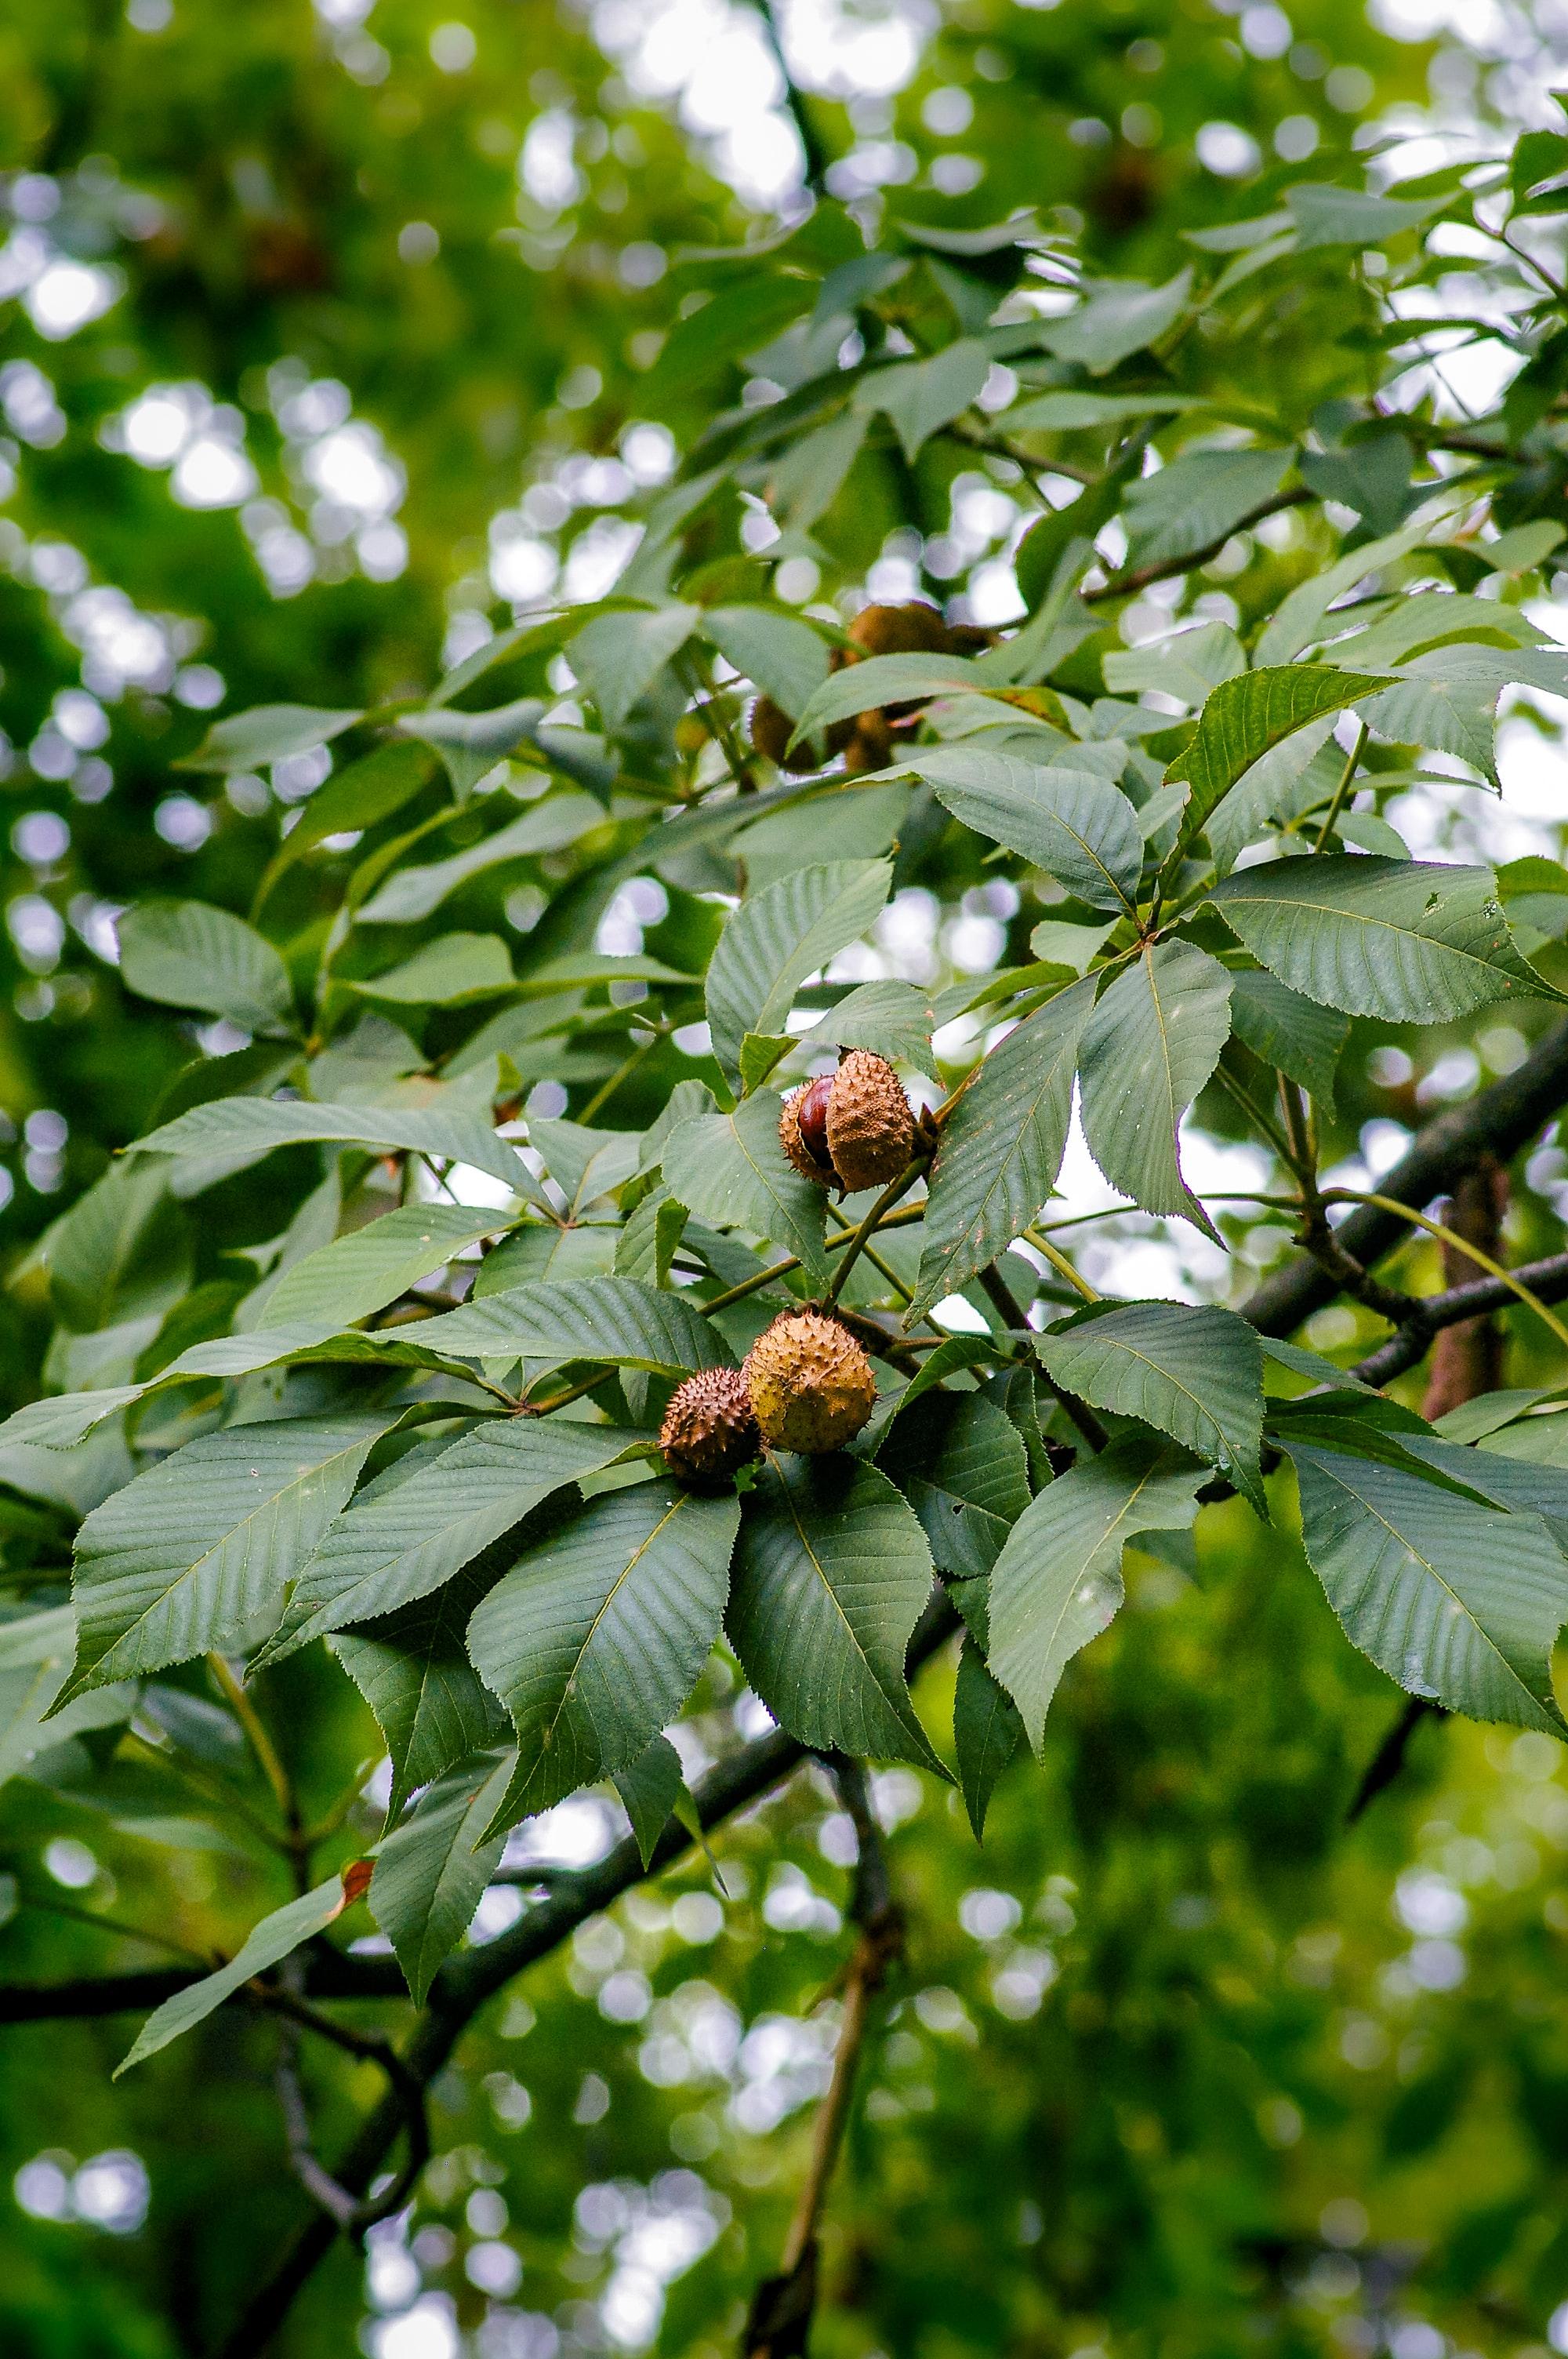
745, 1757, 903, 2357
1311, 720, 1368, 852
824, 1161, 926, 1307
978, 1262, 1109, 1450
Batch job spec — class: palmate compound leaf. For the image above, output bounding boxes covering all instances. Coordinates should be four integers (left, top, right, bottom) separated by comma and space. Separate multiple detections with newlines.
117, 1868, 367, 2074
1076, 941, 1232, 1241
988, 1434, 1207, 1753
128, 1093, 528, 1196
660, 1093, 832, 1290
369, 1751, 513, 2003
330, 1556, 512, 1823
1279, 1441, 1568, 1735
260, 1417, 652, 1662
877, 1392, 1033, 1578
911, 976, 1094, 1318
411, 1276, 732, 1375
1209, 856, 1564, 1023
953, 1634, 1024, 1841
263, 1203, 506, 1332
1034, 1301, 1266, 1515
64, 1414, 395, 1699
727, 1453, 943, 1773
704, 860, 893, 1093
117, 900, 296, 1034
466, 1478, 740, 1836
906, 745, 1142, 914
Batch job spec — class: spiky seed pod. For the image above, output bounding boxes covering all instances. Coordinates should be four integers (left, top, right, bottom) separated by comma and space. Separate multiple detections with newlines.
744, 1311, 877, 1454
780, 1055, 915, 1194
659, 1368, 760, 1486
780, 1073, 837, 1187
825, 1049, 915, 1194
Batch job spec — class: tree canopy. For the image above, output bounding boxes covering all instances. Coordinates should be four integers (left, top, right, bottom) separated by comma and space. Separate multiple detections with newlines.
12, 5, 1568, 2359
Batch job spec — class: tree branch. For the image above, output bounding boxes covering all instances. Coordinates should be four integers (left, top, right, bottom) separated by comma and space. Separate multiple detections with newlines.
745, 1757, 902, 2358
211, 1594, 962, 2359
0, 1949, 405, 2026
1350, 1249, 1568, 1388
1244, 1019, 1568, 1339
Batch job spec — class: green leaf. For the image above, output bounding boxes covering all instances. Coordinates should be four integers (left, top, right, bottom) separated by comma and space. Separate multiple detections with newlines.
65, 1414, 390, 1696
1027, 917, 1116, 973
356, 794, 605, 924
1037, 268, 1192, 373
524, 1118, 640, 1215
739, 1032, 793, 1093
1036, 1301, 1265, 1513
1102, 620, 1247, 709
878, 1392, 1032, 1576
1355, 651, 1514, 786
116, 1871, 362, 2074
369, 1752, 511, 2001
800, 980, 938, 1076
252, 740, 434, 906
1228, 969, 1349, 1104
912, 976, 1094, 1317
118, 900, 295, 1034
1280, 1442, 1568, 1735
0, 1608, 136, 1790
1077, 943, 1232, 1239
766, 409, 868, 532
705, 860, 892, 1091
789, 656, 982, 747
1286, 180, 1450, 249
953, 1634, 1022, 1840
1210, 856, 1561, 1022
129, 1094, 527, 1195
728, 1454, 942, 1772
175, 703, 362, 773
641, 274, 815, 405
612, 1732, 686, 1868
907, 747, 1142, 914
398, 697, 554, 799
355, 932, 516, 1005
41, 1161, 189, 1335
854, 336, 991, 461
615, 1187, 689, 1288
1163, 667, 1388, 863
263, 1205, 503, 1332
567, 603, 700, 732
700, 606, 833, 719
989, 1435, 1206, 1750
1205, 716, 1342, 877
467, 1479, 739, 1826
267, 1417, 646, 1656
332, 1559, 510, 1820
1123, 445, 1294, 571
1007, 390, 1205, 431
662, 1094, 831, 1289
415, 1275, 730, 1376
1253, 512, 1445, 665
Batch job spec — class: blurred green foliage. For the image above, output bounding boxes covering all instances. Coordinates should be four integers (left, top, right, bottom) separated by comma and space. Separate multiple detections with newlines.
13, 6, 1568, 2359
